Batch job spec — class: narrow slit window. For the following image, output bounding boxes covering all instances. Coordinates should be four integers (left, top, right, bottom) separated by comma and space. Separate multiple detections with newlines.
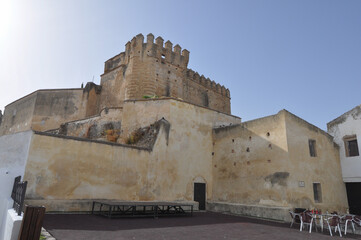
313, 183, 322, 203
309, 139, 317, 157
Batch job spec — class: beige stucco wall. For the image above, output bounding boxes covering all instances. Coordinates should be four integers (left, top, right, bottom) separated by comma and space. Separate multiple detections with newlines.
23, 99, 241, 211
99, 66, 126, 110
212, 110, 348, 213
212, 112, 289, 206
120, 98, 240, 143
0, 89, 88, 136
31, 89, 87, 131
0, 93, 37, 136
58, 107, 123, 139
284, 111, 348, 212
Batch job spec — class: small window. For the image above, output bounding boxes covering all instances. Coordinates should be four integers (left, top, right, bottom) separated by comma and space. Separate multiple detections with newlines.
309, 139, 317, 157
313, 183, 322, 203
344, 135, 359, 157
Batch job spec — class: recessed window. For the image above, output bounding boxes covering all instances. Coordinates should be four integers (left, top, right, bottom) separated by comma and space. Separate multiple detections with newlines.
313, 183, 322, 203
344, 135, 359, 157
309, 139, 317, 157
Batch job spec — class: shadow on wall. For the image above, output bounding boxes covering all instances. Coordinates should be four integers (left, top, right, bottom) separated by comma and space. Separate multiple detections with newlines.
212, 120, 327, 211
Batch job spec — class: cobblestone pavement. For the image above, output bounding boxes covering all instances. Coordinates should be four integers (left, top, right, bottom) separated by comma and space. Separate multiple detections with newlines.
43, 212, 361, 240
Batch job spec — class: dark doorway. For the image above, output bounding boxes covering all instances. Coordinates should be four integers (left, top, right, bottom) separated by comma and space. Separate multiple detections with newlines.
194, 183, 206, 210
346, 182, 361, 215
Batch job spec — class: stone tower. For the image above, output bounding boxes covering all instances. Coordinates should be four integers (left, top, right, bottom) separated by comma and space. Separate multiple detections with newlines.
93, 33, 230, 114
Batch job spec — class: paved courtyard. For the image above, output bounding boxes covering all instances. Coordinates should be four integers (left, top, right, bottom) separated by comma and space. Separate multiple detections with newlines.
43, 212, 361, 240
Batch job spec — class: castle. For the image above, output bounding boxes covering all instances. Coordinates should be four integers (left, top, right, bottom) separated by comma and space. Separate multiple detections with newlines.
0, 33, 230, 137
0, 34, 349, 221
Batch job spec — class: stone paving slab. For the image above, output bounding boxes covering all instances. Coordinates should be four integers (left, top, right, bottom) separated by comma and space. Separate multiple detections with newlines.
43, 212, 361, 240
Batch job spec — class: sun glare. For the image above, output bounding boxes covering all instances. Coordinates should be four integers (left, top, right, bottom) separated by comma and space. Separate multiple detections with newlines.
0, 0, 13, 38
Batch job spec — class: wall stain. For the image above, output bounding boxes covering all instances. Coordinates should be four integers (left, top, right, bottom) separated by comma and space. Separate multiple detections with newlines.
264, 172, 289, 187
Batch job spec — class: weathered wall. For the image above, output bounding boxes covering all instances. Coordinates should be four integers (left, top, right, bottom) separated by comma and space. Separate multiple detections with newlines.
31, 89, 87, 131
212, 112, 289, 207
184, 70, 231, 114
23, 99, 241, 211
0, 93, 37, 135
212, 110, 348, 213
285, 111, 348, 212
83, 83, 102, 117
99, 66, 126, 110
0, 89, 88, 136
120, 98, 240, 143
328, 105, 361, 182
56, 108, 122, 139
0, 131, 32, 238
100, 34, 231, 114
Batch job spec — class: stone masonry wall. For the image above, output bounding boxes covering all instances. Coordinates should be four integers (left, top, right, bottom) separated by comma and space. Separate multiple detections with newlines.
99, 34, 231, 114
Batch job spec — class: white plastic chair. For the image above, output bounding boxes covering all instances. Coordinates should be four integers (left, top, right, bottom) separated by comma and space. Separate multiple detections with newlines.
352, 215, 361, 232
340, 214, 355, 235
289, 211, 302, 230
325, 214, 342, 237
299, 211, 315, 233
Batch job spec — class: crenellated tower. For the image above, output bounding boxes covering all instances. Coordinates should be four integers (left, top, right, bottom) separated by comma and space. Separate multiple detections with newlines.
98, 33, 231, 114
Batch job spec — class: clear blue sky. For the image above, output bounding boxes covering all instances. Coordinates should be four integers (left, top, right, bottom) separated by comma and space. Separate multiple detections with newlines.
0, 0, 360, 130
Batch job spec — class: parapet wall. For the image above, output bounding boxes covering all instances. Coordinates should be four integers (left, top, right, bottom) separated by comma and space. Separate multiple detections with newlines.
184, 69, 231, 113
186, 69, 230, 98
104, 33, 189, 74
0, 89, 90, 136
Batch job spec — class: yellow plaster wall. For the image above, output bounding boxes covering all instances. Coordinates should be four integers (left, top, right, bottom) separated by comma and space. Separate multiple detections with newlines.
212, 110, 348, 212
99, 66, 127, 110
58, 107, 123, 139
212, 112, 289, 206
0, 92, 37, 136
0, 89, 88, 136
284, 111, 348, 212
23, 99, 241, 210
120, 98, 240, 143
31, 90, 87, 132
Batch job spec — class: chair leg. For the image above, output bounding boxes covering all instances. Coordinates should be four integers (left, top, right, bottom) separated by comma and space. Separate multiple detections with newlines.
300, 221, 303, 231
344, 221, 348, 235
309, 219, 313, 233
352, 222, 355, 234
327, 222, 333, 236
290, 219, 294, 228
337, 224, 342, 237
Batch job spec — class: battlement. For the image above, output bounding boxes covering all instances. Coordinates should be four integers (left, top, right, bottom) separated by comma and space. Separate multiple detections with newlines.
104, 33, 190, 73
186, 69, 230, 98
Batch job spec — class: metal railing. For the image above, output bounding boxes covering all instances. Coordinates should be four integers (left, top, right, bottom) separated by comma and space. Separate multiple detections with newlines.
11, 175, 28, 216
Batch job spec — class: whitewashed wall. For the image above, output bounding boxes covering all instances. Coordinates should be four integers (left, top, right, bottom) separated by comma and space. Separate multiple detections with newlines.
328, 106, 361, 182
0, 131, 32, 240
